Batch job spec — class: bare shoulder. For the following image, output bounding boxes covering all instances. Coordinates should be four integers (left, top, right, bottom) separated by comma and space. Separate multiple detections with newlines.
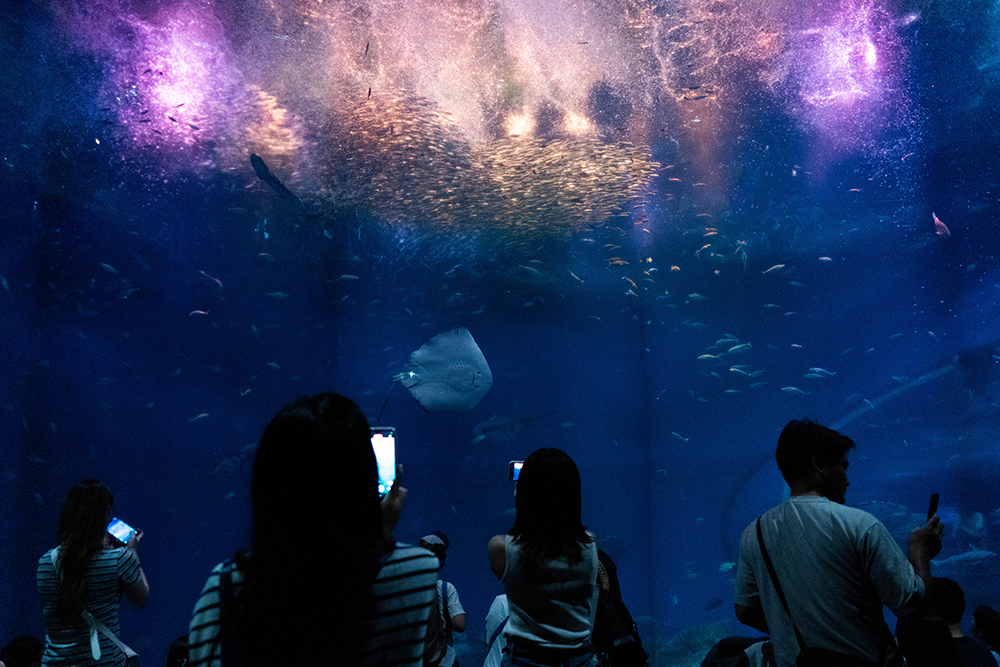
488, 534, 507, 560
488, 534, 507, 579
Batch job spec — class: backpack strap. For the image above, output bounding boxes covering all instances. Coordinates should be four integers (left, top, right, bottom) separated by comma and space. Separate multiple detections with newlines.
441, 580, 453, 644
486, 616, 509, 654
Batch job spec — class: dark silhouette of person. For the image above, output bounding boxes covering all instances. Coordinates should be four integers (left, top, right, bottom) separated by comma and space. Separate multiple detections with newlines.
931, 578, 997, 667
0, 635, 43, 667
972, 605, 1000, 661
188, 392, 439, 667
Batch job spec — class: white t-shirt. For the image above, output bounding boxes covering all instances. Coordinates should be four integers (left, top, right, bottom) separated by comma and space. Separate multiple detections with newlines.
735, 496, 924, 667
483, 595, 509, 667
437, 579, 465, 667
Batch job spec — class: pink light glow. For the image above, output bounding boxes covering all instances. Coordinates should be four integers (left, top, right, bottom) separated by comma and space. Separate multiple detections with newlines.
47, 0, 918, 203
777, 0, 918, 180
116, 8, 248, 159
798, 28, 877, 105
864, 40, 878, 67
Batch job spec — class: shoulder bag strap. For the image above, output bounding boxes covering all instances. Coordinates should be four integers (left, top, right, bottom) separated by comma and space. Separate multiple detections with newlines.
51, 547, 135, 661
756, 517, 809, 654
83, 610, 137, 661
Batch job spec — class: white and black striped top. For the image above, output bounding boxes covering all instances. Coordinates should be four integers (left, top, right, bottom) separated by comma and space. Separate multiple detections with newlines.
188, 543, 439, 667
37, 547, 142, 667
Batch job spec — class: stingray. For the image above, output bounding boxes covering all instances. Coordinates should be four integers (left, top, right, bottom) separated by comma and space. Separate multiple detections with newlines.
392, 328, 493, 412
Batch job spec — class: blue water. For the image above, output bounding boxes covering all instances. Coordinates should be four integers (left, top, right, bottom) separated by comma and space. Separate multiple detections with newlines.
2, 0, 999, 664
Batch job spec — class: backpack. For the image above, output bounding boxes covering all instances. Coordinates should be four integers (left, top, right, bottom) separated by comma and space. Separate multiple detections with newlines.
593, 595, 647, 667
593, 551, 648, 667
424, 580, 453, 667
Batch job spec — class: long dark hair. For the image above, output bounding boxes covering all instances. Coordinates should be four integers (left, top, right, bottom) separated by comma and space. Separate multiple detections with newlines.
55, 480, 113, 614
234, 393, 387, 666
509, 448, 592, 561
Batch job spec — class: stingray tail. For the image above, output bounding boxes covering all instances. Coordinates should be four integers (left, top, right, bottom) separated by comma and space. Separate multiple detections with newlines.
377, 381, 398, 423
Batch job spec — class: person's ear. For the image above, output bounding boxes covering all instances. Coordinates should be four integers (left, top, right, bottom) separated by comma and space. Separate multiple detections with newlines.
811, 454, 826, 477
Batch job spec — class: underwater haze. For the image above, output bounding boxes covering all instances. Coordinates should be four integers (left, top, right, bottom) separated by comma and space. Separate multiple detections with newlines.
2, 0, 1000, 663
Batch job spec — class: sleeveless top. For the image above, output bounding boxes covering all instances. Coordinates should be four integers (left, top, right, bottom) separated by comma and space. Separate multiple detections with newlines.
501, 535, 598, 650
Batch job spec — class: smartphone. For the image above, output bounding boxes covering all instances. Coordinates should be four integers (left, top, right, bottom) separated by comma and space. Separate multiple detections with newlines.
509, 460, 523, 481
106, 517, 136, 546
371, 427, 396, 497
928, 492, 939, 520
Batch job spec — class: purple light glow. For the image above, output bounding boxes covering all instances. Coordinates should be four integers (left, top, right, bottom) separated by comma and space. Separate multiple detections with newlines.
53, 1, 294, 176
112, 7, 257, 169
777, 0, 919, 184
794, 2, 886, 108
45, 0, 921, 208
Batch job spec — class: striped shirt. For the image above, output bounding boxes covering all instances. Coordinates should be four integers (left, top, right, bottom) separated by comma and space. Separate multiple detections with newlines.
37, 547, 142, 667
188, 543, 439, 667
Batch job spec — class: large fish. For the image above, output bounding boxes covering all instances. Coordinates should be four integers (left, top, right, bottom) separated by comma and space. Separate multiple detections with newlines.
932, 544, 997, 567
250, 154, 318, 219
251, 153, 297, 201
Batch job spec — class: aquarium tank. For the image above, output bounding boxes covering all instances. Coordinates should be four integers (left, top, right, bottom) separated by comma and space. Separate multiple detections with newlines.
2, 0, 999, 664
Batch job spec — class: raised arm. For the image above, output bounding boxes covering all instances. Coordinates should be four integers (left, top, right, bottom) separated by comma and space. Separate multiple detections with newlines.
908, 515, 943, 592
123, 530, 149, 608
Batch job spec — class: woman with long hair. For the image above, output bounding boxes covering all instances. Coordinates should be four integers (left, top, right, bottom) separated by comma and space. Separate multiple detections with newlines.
488, 448, 597, 667
188, 392, 439, 667
37, 480, 149, 666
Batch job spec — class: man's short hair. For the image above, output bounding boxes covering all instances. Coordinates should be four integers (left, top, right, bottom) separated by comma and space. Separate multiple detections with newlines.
775, 418, 855, 485
931, 577, 966, 624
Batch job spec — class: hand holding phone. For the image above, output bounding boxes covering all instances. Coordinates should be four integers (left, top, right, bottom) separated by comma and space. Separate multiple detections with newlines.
107, 518, 137, 547
509, 461, 523, 481
914, 493, 944, 563
381, 463, 406, 539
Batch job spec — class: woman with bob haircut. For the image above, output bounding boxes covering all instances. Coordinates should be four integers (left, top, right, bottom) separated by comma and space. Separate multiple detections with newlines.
188, 392, 439, 667
488, 448, 597, 667
37, 480, 149, 666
